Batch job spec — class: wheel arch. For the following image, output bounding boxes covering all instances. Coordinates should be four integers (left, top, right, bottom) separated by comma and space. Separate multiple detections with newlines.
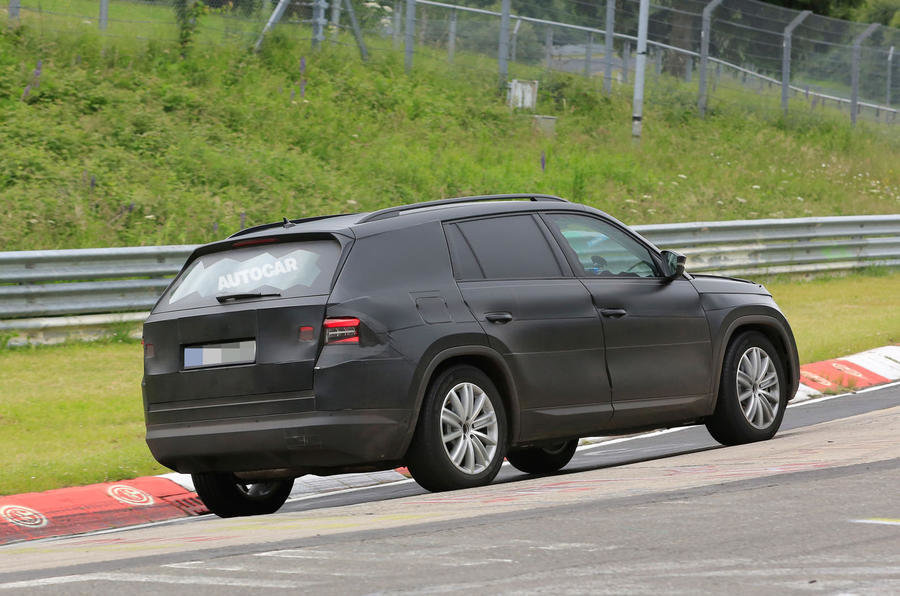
402, 346, 521, 456
711, 314, 800, 409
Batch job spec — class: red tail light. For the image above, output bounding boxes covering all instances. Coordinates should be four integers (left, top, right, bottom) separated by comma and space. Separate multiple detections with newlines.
323, 318, 360, 344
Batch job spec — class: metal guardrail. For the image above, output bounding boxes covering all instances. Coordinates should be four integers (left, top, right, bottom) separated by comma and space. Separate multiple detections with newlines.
0, 215, 898, 324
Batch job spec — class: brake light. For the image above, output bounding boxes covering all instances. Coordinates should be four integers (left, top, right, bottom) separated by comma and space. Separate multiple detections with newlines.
142, 340, 155, 359
323, 318, 360, 344
232, 237, 277, 248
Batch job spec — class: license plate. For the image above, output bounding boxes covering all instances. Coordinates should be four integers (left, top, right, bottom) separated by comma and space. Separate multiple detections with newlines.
183, 340, 256, 369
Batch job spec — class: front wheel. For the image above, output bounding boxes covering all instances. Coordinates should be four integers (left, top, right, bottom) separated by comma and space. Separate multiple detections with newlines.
406, 365, 508, 492
192, 473, 294, 518
507, 440, 578, 475
706, 331, 788, 446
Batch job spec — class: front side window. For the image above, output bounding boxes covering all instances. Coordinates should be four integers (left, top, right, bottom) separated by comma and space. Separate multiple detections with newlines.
159, 239, 341, 311
546, 214, 659, 278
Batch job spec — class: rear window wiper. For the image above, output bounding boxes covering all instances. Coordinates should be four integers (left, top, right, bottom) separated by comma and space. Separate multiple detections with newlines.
216, 292, 282, 303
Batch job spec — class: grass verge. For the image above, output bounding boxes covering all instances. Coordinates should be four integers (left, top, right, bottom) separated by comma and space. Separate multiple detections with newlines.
0, 269, 897, 496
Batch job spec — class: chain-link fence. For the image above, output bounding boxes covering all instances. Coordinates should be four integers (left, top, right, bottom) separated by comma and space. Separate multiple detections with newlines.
6, 0, 899, 128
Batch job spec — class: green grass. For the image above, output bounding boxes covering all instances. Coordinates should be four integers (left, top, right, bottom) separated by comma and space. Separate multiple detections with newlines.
0, 11, 898, 250
1, 268, 897, 496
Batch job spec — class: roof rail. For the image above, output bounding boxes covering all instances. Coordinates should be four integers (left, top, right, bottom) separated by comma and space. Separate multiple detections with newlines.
228, 213, 354, 239
358, 194, 569, 223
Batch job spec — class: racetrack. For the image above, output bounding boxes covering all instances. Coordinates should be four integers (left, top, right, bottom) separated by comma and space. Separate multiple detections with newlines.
1, 385, 898, 594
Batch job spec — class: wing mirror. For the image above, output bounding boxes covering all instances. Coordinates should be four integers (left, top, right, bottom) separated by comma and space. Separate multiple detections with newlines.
661, 250, 686, 280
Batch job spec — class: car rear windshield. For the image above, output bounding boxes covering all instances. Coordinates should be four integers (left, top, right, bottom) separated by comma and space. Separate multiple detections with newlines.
158, 239, 341, 311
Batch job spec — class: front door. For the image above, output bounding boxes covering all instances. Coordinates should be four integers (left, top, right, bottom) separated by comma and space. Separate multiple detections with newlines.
445, 214, 612, 440
542, 213, 714, 427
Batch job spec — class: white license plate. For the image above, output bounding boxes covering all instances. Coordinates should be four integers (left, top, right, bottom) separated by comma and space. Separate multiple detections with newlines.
183, 340, 256, 369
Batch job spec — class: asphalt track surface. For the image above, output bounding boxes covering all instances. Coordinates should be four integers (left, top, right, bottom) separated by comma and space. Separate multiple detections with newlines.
2, 384, 898, 594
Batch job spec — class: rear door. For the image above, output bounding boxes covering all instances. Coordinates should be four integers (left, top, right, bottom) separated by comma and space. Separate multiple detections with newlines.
142, 237, 345, 423
445, 214, 611, 440
542, 213, 713, 426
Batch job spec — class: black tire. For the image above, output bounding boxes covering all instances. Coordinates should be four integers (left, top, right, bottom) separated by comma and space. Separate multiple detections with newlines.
706, 331, 788, 446
406, 365, 508, 492
507, 440, 578, 475
192, 473, 294, 518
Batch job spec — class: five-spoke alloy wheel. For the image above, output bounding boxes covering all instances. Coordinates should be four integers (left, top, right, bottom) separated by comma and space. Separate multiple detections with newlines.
407, 365, 507, 492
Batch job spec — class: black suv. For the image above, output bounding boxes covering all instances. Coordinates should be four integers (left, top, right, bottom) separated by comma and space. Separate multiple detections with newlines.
142, 195, 799, 517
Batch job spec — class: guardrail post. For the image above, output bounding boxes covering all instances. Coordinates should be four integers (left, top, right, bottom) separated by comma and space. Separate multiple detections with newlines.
447, 9, 457, 63
887, 46, 895, 107
498, 0, 511, 88
404, 0, 415, 72
851, 23, 879, 127
545, 26, 553, 70
603, 0, 615, 94
329, 0, 342, 41
781, 10, 810, 117
8, 0, 20, 20
698, 0, 724, 117
99, 0, 109, 30
631, 0, 649, 139
585, 33, 593, 78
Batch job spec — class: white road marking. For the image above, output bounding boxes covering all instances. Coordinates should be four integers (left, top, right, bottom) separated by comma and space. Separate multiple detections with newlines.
0, 572, 310, 589
851, 518, 900, 527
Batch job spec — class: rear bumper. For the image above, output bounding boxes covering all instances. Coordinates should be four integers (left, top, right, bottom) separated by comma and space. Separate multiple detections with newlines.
146, 408, 412, 475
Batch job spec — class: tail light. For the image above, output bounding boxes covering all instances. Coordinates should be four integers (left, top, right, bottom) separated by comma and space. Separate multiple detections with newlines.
323, 318, 360, 344
142, 340, 155, 359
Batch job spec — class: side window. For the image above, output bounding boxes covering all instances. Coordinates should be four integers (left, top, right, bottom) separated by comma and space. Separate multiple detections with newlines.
450, 215, 563, 279
546, 214, 660, 278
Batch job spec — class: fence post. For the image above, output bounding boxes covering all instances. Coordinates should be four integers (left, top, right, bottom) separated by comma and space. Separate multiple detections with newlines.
342, 0, 368, 60
511, 18, 521, 63
851, 23, 879, 126
781, 10, 810, 117
623, 41, 630, 82
632, 0, 650, 139
545, 26, 554, 70
585, 33, 593, 78
254, 0, 291, 52
329, 0, 342, 41
888, 46, 895, 107
312, 0, 327, 48
655, 48, 662, 75
8, 0, 19, 20
99, 0, 109, 30
698, 0, 723, 117
498, 0, 511, 88
603, 0, 615, 94
684, 57, 692, 82
405, 0, 415, 72
448, 9, 457, 63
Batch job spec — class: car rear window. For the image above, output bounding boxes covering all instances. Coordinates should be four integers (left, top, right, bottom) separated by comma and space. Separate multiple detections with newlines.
158, 239, 341, 311
451, 215, 562, 279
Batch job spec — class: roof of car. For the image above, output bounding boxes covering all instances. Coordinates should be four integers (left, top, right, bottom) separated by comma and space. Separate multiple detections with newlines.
227, 194, 592, 240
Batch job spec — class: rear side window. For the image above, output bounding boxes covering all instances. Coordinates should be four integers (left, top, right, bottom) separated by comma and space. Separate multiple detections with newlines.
159, 240, 341, 311
450, 215, 562, 279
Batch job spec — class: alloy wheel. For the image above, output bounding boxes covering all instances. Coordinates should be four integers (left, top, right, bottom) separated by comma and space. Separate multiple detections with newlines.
440, 382, 499, 474
736, 346, 781, 429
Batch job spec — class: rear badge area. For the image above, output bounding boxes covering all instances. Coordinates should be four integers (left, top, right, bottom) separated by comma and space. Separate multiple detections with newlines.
183, 340, 257, 369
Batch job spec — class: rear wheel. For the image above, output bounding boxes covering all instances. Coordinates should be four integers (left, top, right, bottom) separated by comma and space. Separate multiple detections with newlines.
706, 331, 787, 446
192, 473, 294, 518
507, 440, 578, 475
406, 365, 507, 492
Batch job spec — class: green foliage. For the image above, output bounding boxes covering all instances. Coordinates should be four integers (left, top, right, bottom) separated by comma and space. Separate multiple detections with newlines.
854, 0, 900, 23
0, 22, 897, 251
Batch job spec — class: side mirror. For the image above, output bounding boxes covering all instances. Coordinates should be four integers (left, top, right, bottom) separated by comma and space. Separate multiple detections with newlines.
661, 250, 686, 280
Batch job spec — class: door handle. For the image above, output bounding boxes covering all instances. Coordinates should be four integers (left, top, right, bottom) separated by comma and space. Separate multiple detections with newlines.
485, 312, 514, 324
600, 308, 628, 318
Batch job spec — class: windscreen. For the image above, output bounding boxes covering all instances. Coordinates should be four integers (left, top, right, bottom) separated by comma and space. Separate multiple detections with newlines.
158, 239, 341, 311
